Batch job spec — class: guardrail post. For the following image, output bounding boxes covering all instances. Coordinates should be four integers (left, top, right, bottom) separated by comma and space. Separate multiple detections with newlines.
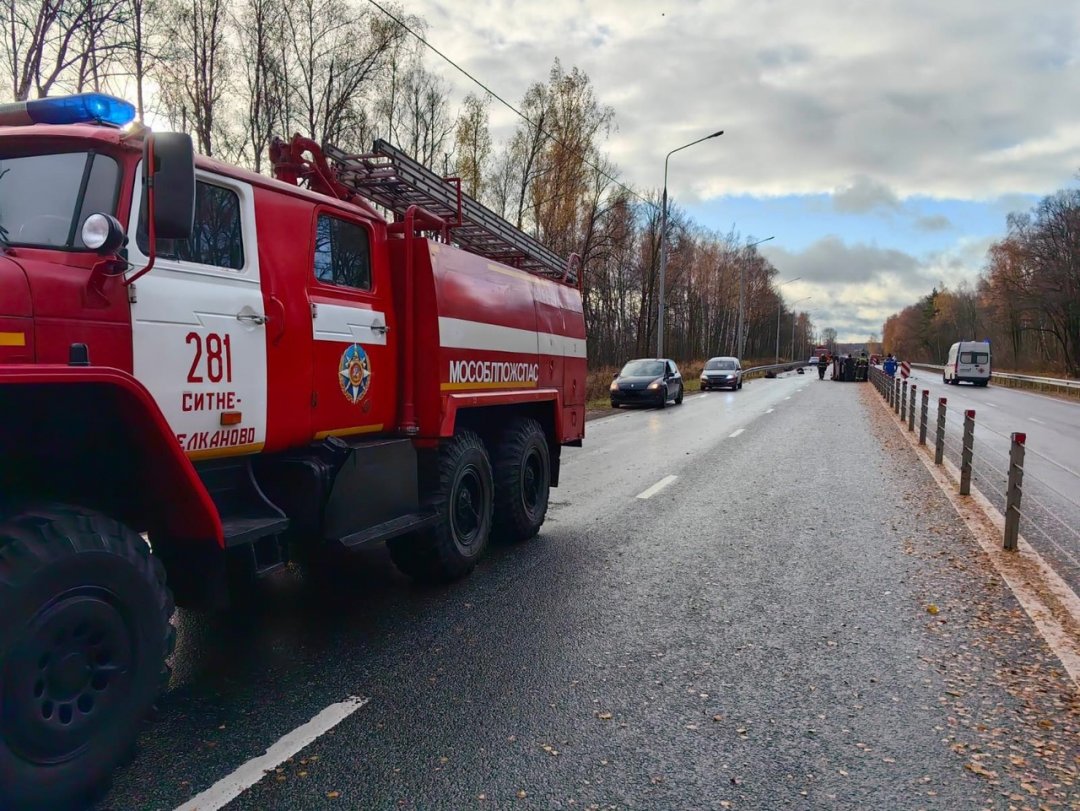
960, 409, 975, 495
894, 378, 901, 414
908, 385, 917, 431
934, 397, 947, 464
1004, 432, 1026, 551
919, 389, 929, 445
901, 380, 908, 421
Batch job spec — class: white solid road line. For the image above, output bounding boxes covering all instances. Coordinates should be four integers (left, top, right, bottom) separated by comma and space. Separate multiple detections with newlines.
173, 696, 370, 811
1029, 417, 1043, 424
636, 475, 678, 500
729, 428, 745, 438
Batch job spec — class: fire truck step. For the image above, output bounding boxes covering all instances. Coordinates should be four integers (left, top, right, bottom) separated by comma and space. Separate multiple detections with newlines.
221, 516, 291, 547
333, 512, 440, 551
195, 457, 290, 547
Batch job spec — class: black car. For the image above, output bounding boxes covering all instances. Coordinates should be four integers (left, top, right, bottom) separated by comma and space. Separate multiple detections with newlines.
610, 358, 683, 409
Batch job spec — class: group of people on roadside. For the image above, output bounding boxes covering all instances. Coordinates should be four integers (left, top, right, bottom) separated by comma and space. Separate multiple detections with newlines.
816, 350, 874, 382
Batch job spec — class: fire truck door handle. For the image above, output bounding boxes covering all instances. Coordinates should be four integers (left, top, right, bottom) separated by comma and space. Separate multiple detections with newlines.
371, 324, 388, 335
236, 312, 268, 326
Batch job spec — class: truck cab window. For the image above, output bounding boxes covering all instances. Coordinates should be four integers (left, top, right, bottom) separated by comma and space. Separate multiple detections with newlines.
138, 180, 244, 270
314, 214, 371, 290
0, 151, 119, 249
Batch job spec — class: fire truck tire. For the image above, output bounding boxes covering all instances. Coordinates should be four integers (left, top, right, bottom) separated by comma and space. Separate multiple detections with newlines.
388, 431, 493, 583
492, 419, 550, 544
0, 504, 175, 810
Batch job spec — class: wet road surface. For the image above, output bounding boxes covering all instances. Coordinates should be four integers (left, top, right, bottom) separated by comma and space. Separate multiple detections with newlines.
101, 374, 1079, 810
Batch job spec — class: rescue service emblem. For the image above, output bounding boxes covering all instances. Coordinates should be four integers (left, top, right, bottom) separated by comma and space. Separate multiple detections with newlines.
338, 344, 371, 404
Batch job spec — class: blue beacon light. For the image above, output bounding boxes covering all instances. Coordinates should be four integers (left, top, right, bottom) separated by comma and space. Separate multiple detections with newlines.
9, 93, 137, 127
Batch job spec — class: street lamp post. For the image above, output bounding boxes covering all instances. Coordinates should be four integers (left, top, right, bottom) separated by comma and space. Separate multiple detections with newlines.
789, 296, 811, 359
658, 130, 724, 357
774, 276, 801, 363
736, 236, 773, 359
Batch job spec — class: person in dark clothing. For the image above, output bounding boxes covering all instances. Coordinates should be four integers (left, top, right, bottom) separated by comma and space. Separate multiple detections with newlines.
856, 352, 869, 381
817, 353, 829, 379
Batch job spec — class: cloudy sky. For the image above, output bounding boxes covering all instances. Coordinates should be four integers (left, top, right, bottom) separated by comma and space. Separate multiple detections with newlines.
402, 0, 1080, 341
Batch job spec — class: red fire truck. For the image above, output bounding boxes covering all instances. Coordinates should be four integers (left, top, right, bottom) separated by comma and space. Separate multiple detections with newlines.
0, 93, 585, 806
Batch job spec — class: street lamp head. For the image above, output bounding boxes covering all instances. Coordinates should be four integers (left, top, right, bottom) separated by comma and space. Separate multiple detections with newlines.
707, 130, 724, 139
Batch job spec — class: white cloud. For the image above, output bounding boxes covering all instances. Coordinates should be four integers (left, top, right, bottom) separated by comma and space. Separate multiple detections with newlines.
413, 0, 1080, 201
763, 234, 992, 341
832, 176, 902, 214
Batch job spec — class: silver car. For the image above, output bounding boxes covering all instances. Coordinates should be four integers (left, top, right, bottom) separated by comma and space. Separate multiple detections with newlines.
700, 356, 743, 390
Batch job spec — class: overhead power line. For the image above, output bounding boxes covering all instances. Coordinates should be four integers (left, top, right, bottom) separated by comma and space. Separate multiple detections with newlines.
364, 0, 655, 209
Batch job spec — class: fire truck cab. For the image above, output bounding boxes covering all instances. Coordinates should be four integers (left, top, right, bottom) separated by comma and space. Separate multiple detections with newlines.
0, 93, 585, 807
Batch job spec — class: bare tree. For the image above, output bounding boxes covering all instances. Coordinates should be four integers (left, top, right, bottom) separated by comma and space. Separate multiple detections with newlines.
3, 0, 123, 100
117, 0, 162, 119
284, 0, 403, 147
156, 0, 230, 155
453, 92, 491, 198
378, 58, 450, 166
233, 0, 286, 171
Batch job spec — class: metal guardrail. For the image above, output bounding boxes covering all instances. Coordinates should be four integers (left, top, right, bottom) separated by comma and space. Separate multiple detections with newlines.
870, 365, 1080, 565
742, 361, 805, 379
909, 362, 1080, 393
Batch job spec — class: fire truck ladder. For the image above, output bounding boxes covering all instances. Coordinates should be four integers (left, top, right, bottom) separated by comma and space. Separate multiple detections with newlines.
324, 139, 577, 286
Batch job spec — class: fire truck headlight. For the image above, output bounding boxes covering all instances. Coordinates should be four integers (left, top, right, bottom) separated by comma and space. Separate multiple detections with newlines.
81, 213, 126, 253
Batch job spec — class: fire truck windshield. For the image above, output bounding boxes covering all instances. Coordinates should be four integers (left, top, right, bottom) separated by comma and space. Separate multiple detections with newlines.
0, 150, 119, 249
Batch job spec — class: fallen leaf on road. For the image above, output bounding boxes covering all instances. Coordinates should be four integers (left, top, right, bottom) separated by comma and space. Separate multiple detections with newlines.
326, 791, 341, 799
598, 712, 613, 720
517, 789, 527, 799
927, 604, 939, 615
964, 761, 998, 779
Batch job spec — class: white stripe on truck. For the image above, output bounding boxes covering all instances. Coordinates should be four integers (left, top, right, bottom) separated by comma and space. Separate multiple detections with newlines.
438, 317, 586, 358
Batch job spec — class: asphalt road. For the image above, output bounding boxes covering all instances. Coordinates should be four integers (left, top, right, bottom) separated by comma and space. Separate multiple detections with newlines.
893, 368, 1080, 592
101, 374, 1079, 810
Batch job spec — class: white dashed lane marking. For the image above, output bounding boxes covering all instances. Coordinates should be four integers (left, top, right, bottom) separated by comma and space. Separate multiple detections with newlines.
729, 429, 745, 438
636, 475, 678, 500
173, 697, 370, 811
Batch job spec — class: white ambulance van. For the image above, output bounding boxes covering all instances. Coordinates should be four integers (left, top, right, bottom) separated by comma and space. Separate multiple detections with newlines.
943, 341, 991, 386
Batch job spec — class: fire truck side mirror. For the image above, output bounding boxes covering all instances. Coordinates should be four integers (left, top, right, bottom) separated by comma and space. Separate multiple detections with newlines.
143, 132, 195, 241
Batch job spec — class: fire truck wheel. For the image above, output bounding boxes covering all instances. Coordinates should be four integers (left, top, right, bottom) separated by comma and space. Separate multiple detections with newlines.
0, 505, 175, 810
389, 431, 493, 583
492, 419, 551, 544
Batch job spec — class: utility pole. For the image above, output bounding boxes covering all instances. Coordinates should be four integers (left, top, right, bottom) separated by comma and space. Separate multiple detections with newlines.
788, 297, 811, 359
737, 236, 773, 359
658, 130, 723, 357
774, 276, 800, 363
